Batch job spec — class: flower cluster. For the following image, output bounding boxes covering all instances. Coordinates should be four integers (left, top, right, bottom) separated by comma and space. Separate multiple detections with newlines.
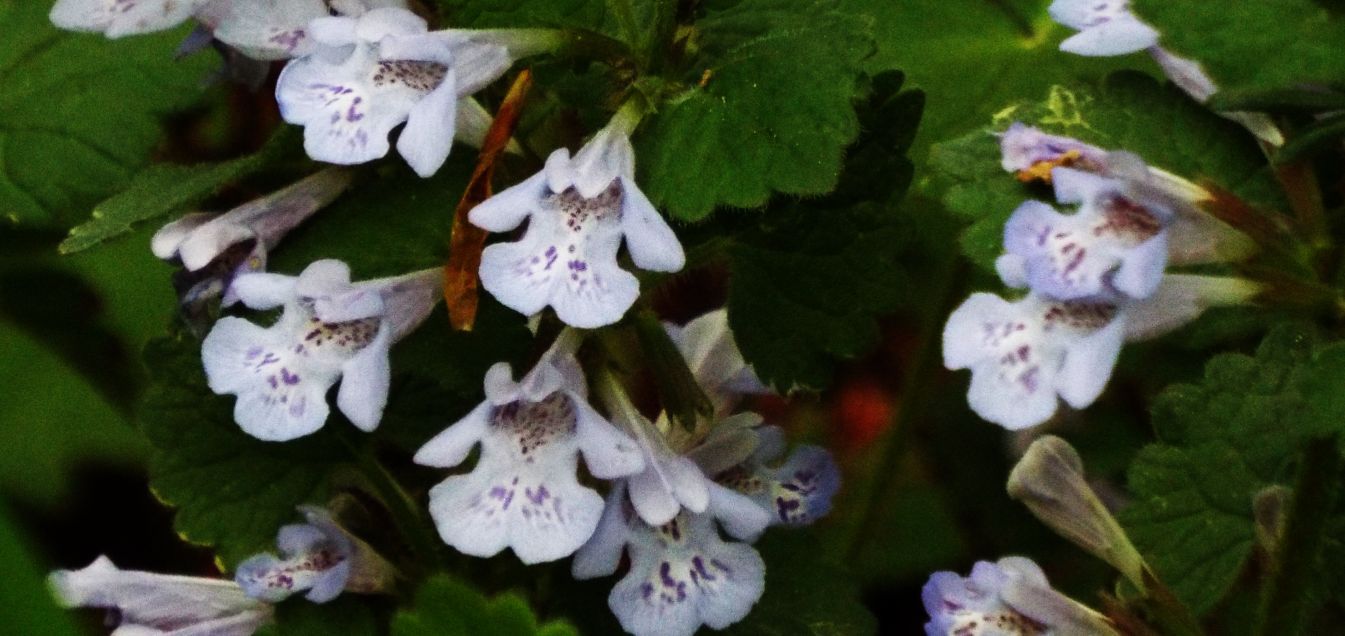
943, 124, 1260, 429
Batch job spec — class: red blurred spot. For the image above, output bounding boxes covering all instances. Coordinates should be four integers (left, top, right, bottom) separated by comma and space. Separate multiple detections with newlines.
833, 379, 894, 450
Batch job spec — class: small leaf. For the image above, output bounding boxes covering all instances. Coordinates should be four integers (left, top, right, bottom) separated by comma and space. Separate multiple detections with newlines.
59, 130, 295, 254
636, 0, 873, 220
392, 575, 577, 636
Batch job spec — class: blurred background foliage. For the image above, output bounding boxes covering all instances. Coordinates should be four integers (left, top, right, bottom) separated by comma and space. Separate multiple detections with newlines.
3, 0, 1327, 632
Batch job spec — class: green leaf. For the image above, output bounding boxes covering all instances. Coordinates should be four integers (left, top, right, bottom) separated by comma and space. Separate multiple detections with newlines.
635, 0, 872, 220
392, 575, 578, 636
0, 503, 83, 636
59, 130, 295, 254
726, 199, 908, 391
434, 0, 605, 29
723, 531, 877, 636
1119, 325, 1345, 614
0, 0, 213, 228
255, 596, 383, 636
929, 72, 1284, 270
849, 0, 1132, 162
139, 331, 350, 568
1134, 0, 1345, 94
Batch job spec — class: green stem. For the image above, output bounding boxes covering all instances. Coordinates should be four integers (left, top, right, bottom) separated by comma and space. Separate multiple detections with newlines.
338, 432, 444, 575
1275, 161, 1329, 256
845, 253, 964, 560
1253, 434, 1342, 636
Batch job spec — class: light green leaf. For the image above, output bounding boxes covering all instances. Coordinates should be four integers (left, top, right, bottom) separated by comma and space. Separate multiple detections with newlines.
0, 0, 213, 228
139, 331, 350, 568
1134, 0, 1345, 94
636, 0, 872, 220
392, 575, 577, 636
929, 72, 1284, 270
59, 130, 295, 254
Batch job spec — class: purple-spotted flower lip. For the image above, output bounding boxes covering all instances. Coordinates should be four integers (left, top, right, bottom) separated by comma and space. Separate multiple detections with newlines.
236, 506, 356, 603
49, 555, 273, 635
470, 115, 685, 328
694, 423, 841, 527
414, 337, 645, 564
943, 291, 1127, 430
201, 260, 441, 441
572, 484, 767, 636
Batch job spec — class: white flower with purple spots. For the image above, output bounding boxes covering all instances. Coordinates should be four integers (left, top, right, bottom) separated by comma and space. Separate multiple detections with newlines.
471, 117, 686, 328
236, 506, 394, 603
275, 7, 517, 177
1048, 0, 1159, 57
49, 556, 273, 636
1123, 274, 1262, 342
202, 260, 441, 441
413, 348, 645, 564
665, 309, 767, 415
943, 292, 1126, 430
152, 168, 354, 309
999, 168, 1171, 301
923, 557, 1119, 635
706, 426, 841, 527
572, 486, 766, 636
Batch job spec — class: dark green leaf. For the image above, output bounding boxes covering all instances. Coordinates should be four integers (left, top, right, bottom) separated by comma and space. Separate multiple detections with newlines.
723, 531, 877, 636
255, 596, 383, 636
392, 575, 577, 636
1274, 113, 1345, 165
140, 331, 350, 568
1134, 0, 1345, 94
59, 130, 296, 254
636, 0, 872, 220
0, 503, 83, 636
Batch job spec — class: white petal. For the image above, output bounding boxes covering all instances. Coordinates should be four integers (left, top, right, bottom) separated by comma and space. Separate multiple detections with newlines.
276, 523, 328, 556
1051, 167, 1115, 204
427, 461, 604, 564
619, 178, 685, 272
313, 288, 384, 322
307, 16, 359, 48
296, 259, 354, 298
1058, 16, 1160, 57
759, 445, 841, 526
483, 362, 524, 405
1056, 316, 1124, 409
413, 401, 491, 467
449, 42, 512, 95
1045, 0, 1098, 29
572, 394, 645, 479
1113, 233, 1168, 299
396, 65, 458, 177
178, 222, 258, 272
570, 127, 632, 198
629, 454, 711, 526
943, 292, 1015, 371
203, 318, 338, 441
51, 0, 204, 37
230, 273, 297, 310
469, 171, 548, 232
705, 483, 769, 542
478, 219, 565, 319
213, 0, 329, 61
548, 242, 640, 328
151, 213, 212, 261
454, 97, 493, 148
354, 7, 427, 41
50, 556, 263, 630
968, 355, 1061, 430
544, 148, 577, 193
337, 326, 392, 431
572, 487, 631, 580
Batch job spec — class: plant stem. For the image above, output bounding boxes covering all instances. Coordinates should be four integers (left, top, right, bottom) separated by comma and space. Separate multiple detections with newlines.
1253, 434, 1342, 636
338, 432, 444, 575
845, 250, 963, 560
1275, 161, 1329, 257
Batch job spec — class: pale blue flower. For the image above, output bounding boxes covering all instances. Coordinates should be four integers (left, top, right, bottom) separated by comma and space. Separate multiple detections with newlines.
923, 557, 1118, 635
1048, 0, 1159, 57
236, 506, 393, 603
